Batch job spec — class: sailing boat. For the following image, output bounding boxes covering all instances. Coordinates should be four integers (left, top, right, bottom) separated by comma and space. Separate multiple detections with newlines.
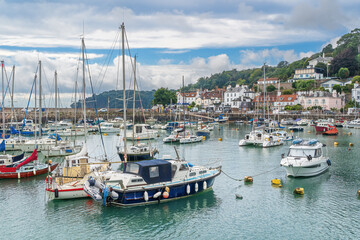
83, 23, 222, 206
46, 35, 108, 200
117, 55, 158, 161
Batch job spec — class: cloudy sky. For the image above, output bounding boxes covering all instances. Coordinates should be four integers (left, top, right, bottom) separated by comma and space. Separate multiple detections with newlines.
0, 0, 359, 107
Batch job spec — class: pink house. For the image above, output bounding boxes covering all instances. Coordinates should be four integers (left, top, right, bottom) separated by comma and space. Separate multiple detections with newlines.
298, 91, 344, 110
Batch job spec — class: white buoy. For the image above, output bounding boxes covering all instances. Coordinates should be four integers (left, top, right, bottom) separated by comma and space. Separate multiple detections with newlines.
18, 172, 20, 179
203, 181, 207, 190
195, 182, 199, 192
144, 191, 149, 202
153, 191, 162, 199
186, 184, 190, 194
33, 168, 36, 175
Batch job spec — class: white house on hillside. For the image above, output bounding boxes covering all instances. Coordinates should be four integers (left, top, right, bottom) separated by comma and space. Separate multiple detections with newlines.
224, 85, 255, 108
176, 90, 201, 105
352, 83, 360, 104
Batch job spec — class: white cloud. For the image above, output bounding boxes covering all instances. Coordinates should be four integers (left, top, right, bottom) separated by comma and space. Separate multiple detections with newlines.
240, 48, 314, 65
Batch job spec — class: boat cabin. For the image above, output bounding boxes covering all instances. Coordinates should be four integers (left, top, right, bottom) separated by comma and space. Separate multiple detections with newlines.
287, 139, 323, 158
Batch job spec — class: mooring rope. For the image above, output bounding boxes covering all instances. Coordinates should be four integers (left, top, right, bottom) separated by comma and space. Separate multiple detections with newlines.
221, 166, 281, 182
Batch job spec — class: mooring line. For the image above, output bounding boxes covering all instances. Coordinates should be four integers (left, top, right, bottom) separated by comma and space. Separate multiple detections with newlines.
221, 166, 281, 182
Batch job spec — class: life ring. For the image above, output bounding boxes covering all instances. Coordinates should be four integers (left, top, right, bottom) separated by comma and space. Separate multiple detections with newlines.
46, 176, 53, 184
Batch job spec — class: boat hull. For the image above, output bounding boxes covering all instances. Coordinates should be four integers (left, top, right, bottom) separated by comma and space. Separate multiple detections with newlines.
283, 162, 330, 177
109, 174, 218, 206
46, 187, 88, 200
0, 164, 58, 179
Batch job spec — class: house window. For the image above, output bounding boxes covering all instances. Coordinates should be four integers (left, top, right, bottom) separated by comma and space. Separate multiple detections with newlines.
308, 100, 311, 104
322, 99, 326, 104
288, 97, 292, 100
315, 99, 319, 104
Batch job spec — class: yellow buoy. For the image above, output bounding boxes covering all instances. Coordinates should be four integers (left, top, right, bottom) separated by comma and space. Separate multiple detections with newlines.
244, 176, 253, 183
48, 159, 52, 165
218, 138, 222, 141
117, 133, 120, 136
349, 143, 354, 147
290, 130, 293, 133
334, 142, 338, 146
294, 187, 304, 195
348, 132, 352, 135
357, 189, 360, 196
308, 131, 311, 133
271, 179, 281, 185
104, 133, 108, 136
202, 136, 206, 141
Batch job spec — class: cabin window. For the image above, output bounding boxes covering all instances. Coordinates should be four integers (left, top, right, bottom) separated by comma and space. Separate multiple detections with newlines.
179, 164, 189, 171
288, 149, 315, 157
189, 172, 196, 177
131, 178, 143, 183
0, 160, 4, 164
171, 165, 177, 178
149, 166, 159, 178
136, 126, 142, 133
314, 149, 322, 158
125, 163, 140, 174
199, 170, 207, 174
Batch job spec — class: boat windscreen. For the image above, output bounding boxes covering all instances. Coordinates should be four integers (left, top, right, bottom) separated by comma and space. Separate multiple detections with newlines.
124, 163, 140, 174
288, 149, 315, 157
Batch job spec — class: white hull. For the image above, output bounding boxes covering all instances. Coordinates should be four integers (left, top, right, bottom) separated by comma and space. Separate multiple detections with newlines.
283, 162, 329, 177
46, 187, 88, 200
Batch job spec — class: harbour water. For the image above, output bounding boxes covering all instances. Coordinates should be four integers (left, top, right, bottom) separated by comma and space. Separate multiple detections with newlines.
1, 124, 360, 239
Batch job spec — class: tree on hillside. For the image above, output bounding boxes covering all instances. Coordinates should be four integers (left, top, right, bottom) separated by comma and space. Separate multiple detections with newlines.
282, 89, 293, 95
294, 80, 315, 91
152, 88, 177, 106
335, 28, 360, 56
322, 44, 333, 55
332, 84, 342, 94
338, 67, 350, 79
352, 75, 360, 83
330, 48, 359, 76
266, 85, 276, 92
277, 61, 289, 68
315, 62, 328, 74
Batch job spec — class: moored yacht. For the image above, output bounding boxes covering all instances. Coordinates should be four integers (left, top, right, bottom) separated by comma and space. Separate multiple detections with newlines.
280, 139, 331, 177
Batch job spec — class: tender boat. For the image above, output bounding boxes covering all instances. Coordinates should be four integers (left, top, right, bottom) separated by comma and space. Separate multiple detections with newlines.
280, 139, 331, 177
289, 125, 304, 132
84, 156, 221, 206
0, 149, 58, 179
314, 122, 334, 132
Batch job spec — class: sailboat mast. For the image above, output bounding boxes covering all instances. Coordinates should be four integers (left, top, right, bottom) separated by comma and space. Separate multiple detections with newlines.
1, 61, 4, 141
132, 55, 136, 145
11, 66, 15, 123
34, 66, 37, 140
121, 23, 127, 162
82, 37, 87, 143
263, 62, 266, 120
39, 61, 42, 137
55, 71, 58, 144
182, 76, 185, 138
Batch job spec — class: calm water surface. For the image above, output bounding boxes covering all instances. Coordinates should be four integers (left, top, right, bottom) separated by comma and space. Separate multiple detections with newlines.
1, 124, 360, 239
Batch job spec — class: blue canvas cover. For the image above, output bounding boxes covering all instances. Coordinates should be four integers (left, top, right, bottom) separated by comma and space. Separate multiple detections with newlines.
0, 140, 5, 151
125, 159, 172, 184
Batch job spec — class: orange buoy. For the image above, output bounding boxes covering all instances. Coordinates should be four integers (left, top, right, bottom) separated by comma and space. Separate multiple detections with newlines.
163, 191, 169, 198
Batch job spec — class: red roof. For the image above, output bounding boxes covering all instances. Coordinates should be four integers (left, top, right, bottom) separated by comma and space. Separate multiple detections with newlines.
179, 92, 197, 97
276, 94, 297, 102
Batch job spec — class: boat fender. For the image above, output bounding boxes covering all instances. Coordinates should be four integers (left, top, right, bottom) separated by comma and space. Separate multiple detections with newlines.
186, 184, 190, 194
144, 191, 149, 202
153, 191, 162, 199
102, 187, 109, 206
165, 187, 170, 193
109, 188, 119, 200
33, 168, 36, 175
46, 176, 53, 184
203, 181, 207, 190
195, 182, 199, 192
163, 191, 169, 198
54, 188, 59, 198
307, 155, 312, 161
327, 159, 331, 166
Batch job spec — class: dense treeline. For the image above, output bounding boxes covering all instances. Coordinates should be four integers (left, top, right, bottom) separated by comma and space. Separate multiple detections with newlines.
71, 90, 155, 109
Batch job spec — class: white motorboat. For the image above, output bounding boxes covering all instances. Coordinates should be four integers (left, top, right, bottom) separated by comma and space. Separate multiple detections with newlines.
344, 119, 360, 128
99, 122, 119, 133
126, 124, 158, 140
180, 135, 203, 144
280, 139, 331, 177
239, 127, 283, 148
